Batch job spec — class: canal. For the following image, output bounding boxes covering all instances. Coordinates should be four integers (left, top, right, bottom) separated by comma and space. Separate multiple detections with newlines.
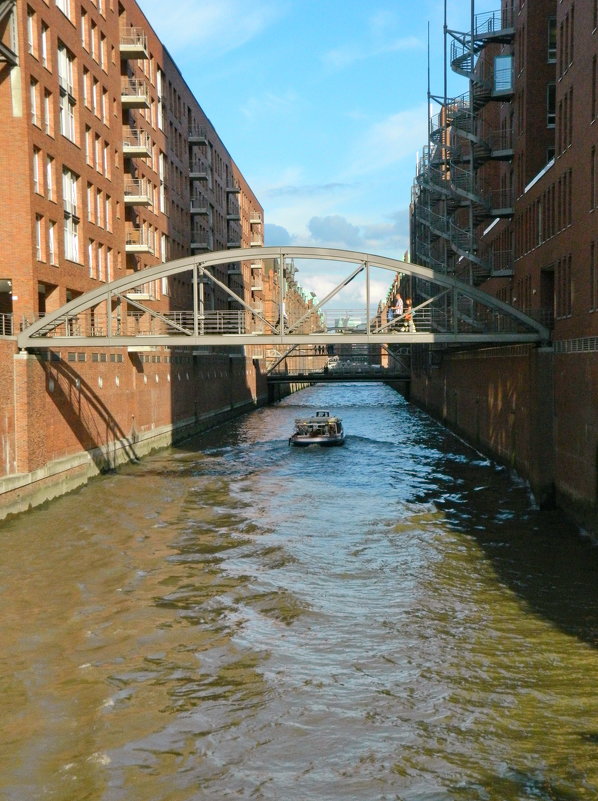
1, 382, 597, 801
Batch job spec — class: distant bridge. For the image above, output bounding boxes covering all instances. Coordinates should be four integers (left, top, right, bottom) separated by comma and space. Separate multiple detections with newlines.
17, 247, 550, 350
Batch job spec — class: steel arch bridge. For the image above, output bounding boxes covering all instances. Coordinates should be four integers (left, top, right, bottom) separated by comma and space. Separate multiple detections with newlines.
17, 247, 550, 350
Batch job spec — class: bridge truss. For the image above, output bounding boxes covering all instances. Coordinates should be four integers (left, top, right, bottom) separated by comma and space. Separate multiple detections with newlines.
17, 247, 550, 350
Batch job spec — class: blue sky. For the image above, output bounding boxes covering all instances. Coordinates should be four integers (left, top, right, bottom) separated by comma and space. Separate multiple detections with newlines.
138, 0, 496, 305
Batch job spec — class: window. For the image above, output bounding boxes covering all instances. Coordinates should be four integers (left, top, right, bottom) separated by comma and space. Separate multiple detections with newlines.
100, 34, 106, 71
41, 23, 49, 68
80, 9, 88, 49
27, 7, 37, 56
30, 78, 39, 126
56, 0, 71, 20
46, 155, 54, 200
92, 77, 98, 115
106, 247, 112, 282
62, 167, 78, 216
547, 83, 556, 128
59, 90, 76, 141
85, 125, 93, 165
90, 21, 97, 61
48, 221, 57, 264
57, 43, 74, 96
82, 67, 89, 106
32, 147, 41, 193
43, 89, 52, 135
35, 215, 44, 261
57, 43, 76, 140
87, 182, 94, 222
547, 18, 556, 63
88, 239, 95, 277
105, 194, 111, 230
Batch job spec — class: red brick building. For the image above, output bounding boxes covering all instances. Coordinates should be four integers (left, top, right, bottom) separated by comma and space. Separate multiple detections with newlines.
0, 0, 266, 326
410, 0, 598, 532
0, 0, 281, 517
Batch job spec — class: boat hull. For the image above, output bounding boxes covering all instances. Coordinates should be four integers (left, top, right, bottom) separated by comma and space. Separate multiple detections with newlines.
289, 434, 345, 447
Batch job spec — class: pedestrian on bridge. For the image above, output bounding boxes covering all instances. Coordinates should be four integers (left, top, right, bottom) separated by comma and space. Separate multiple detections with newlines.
403, 298, 416, 332
394, 293, 404, 320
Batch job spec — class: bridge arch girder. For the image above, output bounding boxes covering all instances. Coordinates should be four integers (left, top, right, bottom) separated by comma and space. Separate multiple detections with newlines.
17, 246, 550, 349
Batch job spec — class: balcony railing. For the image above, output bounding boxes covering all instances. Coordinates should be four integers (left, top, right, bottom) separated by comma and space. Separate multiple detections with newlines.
189, 161, 209, 178
474, 7, 515, 38
189, 124, 208, 143
119, 27, 148, 59
190, 196, 209, 214
125, 226, 154, 253
0, 312, 13, 336
249, 211, 262, 224
122, 127, 151, 156
190, 231, 212, 250
121, 79, 150, 108
124, 178, 152, 206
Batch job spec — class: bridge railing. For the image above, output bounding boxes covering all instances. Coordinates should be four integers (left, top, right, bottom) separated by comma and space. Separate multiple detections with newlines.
18, 300, 544, 341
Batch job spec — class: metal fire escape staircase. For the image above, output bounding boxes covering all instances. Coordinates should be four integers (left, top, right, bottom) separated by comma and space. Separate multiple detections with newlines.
413, 8, 515, 285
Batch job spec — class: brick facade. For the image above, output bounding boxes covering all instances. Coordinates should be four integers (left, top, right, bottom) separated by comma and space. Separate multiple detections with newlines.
0, 0, 276, 518
410, 0, 598, 533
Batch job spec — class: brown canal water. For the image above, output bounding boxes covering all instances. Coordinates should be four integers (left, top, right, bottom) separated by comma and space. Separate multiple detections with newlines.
1, 383, 597, 801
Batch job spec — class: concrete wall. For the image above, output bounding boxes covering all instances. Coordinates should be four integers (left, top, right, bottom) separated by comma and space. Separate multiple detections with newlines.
0, 341, 269, 520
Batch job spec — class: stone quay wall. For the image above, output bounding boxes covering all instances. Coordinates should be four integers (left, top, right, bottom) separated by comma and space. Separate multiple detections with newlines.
409, 344, 598, 536
0, 341, 268, 520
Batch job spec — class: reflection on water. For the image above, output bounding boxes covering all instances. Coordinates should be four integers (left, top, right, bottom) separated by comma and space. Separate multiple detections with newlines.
0, 383, 597, 801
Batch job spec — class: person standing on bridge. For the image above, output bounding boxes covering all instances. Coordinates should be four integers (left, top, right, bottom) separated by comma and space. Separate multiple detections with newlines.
394, 293, 404, 323
386, 301, 395, 327
403, 298, 416, 332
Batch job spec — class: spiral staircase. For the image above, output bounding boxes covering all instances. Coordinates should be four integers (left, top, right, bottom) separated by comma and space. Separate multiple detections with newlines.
412, 7, 515, 286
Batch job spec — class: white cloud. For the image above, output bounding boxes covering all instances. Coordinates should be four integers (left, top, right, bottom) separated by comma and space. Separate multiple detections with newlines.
241, 90, 301, 121
345, 104, 428, 175
323, 35, 422, 70
137, 0, 282, 56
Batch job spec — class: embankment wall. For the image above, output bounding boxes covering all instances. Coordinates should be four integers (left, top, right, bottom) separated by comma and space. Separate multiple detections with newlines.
0, 342, 268, 520
409, 344, 598, 536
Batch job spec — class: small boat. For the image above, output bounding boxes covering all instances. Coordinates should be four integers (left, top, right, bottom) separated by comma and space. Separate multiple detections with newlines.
289, 409, 345, 447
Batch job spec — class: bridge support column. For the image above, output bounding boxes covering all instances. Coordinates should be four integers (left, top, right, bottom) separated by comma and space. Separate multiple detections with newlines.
13, 352, 48, 475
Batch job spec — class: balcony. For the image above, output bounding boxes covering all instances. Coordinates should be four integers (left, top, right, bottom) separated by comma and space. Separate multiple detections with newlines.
190, 231, 212, 250
226, 179, 241, 193
486, 188, 514, 217
249, 211, 263, 225
119, 27, 149, 59
227, 238, 242, 248
189, 125, 208, 144
190, 196, 209, 215
121, 78, 150, 109
189, 160, 209, 179
251, 280, 263, 292
123, 128, 151, 158
124, 178, 152, 207
228, 264, 242, 275
250, 261, 262, 271
227, 210, 241, 221
250, 235, 264, 247
473, 8, 515, 43
125, 226, 154, 253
